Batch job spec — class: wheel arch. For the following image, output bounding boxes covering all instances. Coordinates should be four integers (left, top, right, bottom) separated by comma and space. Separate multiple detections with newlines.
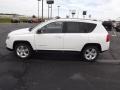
82, 43, 102, 53
13, 40, 33, 50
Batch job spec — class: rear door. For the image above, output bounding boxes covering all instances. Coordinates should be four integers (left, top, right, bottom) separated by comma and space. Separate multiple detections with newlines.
63, 22, 96, 51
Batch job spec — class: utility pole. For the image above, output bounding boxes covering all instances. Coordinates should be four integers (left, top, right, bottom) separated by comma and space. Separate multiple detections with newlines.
69, 10, 71, 18
42, 0, 43, 20
71, 10, 76, 18
47, 0, 54, 19
89, 14, 91, 19
83, 11, 87, 19
51, 4, 52, 18
38, 0, 40, 20
57, 6, 60, 17
48, 4, 50, 19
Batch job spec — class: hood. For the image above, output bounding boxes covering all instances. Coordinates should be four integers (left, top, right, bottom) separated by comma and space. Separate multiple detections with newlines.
9, 28, 30, 36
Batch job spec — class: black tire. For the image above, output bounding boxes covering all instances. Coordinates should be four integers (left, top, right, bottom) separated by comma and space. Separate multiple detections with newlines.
81, 46, 99, 62
14, 43, 33, 59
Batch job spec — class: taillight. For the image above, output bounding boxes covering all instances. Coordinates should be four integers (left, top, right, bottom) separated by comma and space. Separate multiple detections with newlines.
106, 34, 110, 42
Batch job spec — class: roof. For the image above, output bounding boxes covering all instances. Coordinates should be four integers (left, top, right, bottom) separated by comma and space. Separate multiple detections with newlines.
49, 18, 101, 24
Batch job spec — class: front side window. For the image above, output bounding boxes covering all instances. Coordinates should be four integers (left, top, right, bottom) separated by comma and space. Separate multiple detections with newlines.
40, 22, 63, 33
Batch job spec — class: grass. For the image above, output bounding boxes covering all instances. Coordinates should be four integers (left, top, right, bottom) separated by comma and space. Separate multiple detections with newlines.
0, 18, 11, 23
0, 17, 29, 23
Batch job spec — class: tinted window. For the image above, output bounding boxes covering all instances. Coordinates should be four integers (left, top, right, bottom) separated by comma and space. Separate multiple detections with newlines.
63, 22, 96, 33
41, 22, 63, 33
64, 22, 80, 33
80, 22, 97, 33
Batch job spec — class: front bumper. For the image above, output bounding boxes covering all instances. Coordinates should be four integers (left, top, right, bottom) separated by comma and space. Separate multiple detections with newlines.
6, 47, 13, 51
5, 38, 13, 50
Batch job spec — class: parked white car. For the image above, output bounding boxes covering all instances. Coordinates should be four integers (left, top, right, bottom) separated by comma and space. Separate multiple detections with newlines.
6, 19, 110, 61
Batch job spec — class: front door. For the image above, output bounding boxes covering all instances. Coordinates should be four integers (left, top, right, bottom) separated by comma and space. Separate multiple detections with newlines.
34, 21, 64, 50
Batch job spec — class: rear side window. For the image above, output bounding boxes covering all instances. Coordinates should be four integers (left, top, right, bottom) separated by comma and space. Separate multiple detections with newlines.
63, 22, 96, 33
63, 22, 80, 33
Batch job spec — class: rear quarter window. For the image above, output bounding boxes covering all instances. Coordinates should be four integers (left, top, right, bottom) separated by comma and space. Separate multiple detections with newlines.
79, 22, 97, 33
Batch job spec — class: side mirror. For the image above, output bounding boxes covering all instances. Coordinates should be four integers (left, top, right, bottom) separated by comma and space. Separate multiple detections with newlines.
37, 29, 42, 34
37, 26, 47, 34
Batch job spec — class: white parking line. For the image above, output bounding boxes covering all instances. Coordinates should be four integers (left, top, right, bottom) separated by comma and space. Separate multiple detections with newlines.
112, 35, 116, 37
112, 35, 117, 36
98, 60, 120, 64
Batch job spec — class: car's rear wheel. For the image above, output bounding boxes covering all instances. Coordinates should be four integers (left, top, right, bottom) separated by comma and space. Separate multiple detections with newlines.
14, 43, 33, 59
82, 46, 99, 62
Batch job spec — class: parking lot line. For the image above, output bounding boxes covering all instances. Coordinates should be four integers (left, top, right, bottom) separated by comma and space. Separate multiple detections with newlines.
112, 35, 117, 36
98, 60, 120, 64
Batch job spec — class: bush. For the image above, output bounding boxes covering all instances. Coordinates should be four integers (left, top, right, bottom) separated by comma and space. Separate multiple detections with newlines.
0, 18, 11, 23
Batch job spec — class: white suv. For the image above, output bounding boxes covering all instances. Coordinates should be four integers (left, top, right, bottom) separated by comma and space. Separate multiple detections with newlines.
6, 19, 110, 61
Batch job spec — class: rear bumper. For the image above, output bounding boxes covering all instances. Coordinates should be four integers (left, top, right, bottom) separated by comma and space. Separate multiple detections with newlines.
101, 42, 110, 52
101, 50, 109, 53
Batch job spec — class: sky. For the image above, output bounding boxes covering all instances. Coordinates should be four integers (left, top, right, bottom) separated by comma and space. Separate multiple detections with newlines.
0, 0, 120, 20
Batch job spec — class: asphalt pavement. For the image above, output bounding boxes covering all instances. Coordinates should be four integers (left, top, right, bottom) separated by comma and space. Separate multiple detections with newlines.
0, 23, 120, 90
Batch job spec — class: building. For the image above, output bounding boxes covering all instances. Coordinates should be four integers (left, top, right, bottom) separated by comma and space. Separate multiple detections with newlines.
0, 13, 24, 18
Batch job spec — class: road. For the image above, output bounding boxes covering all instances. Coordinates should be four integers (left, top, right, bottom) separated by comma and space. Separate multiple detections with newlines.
0, 23, 120, 90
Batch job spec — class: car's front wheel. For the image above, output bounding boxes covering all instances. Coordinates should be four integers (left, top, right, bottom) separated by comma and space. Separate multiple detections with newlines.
14, 43, 33, 59
82, 46, 99, 62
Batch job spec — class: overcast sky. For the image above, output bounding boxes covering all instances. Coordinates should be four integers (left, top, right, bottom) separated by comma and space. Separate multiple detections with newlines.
0, 0, 120, 20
